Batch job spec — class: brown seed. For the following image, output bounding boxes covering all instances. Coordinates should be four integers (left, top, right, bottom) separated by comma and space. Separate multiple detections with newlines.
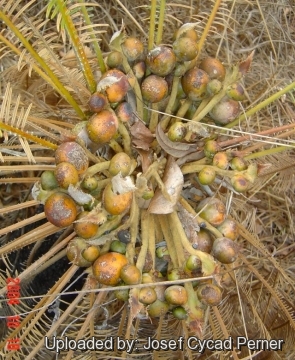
120, 264, 141, 285
122, 37, 144, 62
196, 284, 222, 306
164, 285, 188, 305
209, 97, 240, 125
181, 67, 209, 101
197, 197, 226, 226
139, 287, 157, 305
55, 162, 79, 189
44, 192, 77, 228
116, 102, 133, 123
99, 69, 129, 103
212, 237, 239, 264
107, 51, 123, 68
198, 166, 216, 185
217, 219, 239, 240
147, 299, 169, 318
92, 252, 128, 286
74, 211, 99, 239
88, 92, 108, 113
67, 237, 92, 267
173, 37, 198, 61
82, 246, 100, 262
109, 152, 131, 177
231, 174, 249, 192
199, 57, 225, 81
102, 182, 133, 215
146, 46, 176, 76
86, 110, 119, 144
55, 142, 89, 175
141, 75, 168, 103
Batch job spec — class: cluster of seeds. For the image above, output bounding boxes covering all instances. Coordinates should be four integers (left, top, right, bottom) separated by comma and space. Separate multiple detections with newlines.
35, 23, 256, 326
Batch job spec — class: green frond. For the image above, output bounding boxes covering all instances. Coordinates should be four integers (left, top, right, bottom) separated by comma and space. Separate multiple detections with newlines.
45, 0, 100, 93
0, 11, 86, 119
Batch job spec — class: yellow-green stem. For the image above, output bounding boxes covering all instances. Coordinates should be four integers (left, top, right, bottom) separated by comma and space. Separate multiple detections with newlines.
155, 0, 166, 45
161, 76, 181, 130
0, 24, 85, 120
0, 121, 57, 150
158, 215, 178, 268
176, 98, 193, 119
179, 197, 222, 239
118, 122, 132, 155
181, 162, 234, 177
244, 145, 292, 160
121, 56, 144, 120
184, 282, 204, 315
191, 90, 226, 122
194, 0, 223, 62
95, 215, 123, 239
148, 0, 157, 50
136, 210, 149, 272
169, 208, 216, 276
225, 81, 295, 128
109, 139, 124, 153
56, 0, 97, 93
77, 0, 106, 73
85, 161, 110, 177
149, 103, 159, 132
126, 197, 139, 264
167, 213, 186, 266
149, 215, 156, 269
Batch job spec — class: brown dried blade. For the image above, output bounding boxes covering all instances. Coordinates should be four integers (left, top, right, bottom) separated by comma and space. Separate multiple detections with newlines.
156, 122, 197, 158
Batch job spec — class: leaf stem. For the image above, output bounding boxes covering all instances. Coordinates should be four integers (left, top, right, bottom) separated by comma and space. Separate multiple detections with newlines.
155, 0, 166, 45
85, 161, 110, 177
244, 146, 292, 160
169, 210, 216, 276
0, 121, 57, 150
195, 0, 223, 62
149, 103, 159, 133
118, 122, 132, 155
161, 76, 181, 130
158, 215, 179, 267
136, 210, 149, 272
77, 0, 106, 73
225, 81, 295, 128
56, 0, 97, 93
148, 0, 157, 50
0, 23, 86, 120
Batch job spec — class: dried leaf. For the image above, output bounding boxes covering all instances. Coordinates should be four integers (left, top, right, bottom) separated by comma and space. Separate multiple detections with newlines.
31, 182, 42, 202
136, 148, 153, 173
186, 317, 203, 337
110, 23, 125, 49
156, 123, 196, 157
68, 184, 94, 205
130, 121, 155, 150
111, 174, 136, 194
74, 205, 107, 225
97, 76, 122, 92
187, 122, 210, 138
239, 51, 254, 75
129, 288, 145, 321
178, 206, 200, 244
148, 156, 184, 214
176, 23, 198, 38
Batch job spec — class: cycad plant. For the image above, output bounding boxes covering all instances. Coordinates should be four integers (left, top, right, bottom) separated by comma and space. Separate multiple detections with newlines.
0, 0, 295, 359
